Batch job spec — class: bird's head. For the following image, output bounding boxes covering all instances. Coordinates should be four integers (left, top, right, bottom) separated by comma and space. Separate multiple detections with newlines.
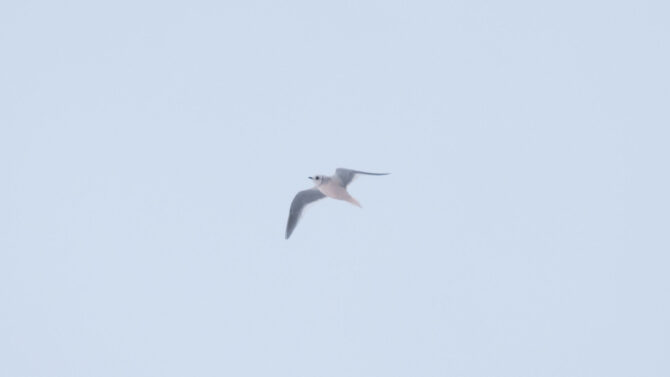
308, 175, 326, 186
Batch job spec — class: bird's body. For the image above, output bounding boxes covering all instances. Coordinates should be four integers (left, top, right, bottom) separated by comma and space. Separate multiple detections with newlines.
315, 176, 361, 207
285, 168, 389, 239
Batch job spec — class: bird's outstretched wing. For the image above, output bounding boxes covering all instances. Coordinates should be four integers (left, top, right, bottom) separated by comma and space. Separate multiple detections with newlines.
335, 168, 390, 187
285, 189, 326, 239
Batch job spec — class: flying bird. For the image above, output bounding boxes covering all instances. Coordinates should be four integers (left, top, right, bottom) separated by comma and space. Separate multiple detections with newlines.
285, 168, 390, 239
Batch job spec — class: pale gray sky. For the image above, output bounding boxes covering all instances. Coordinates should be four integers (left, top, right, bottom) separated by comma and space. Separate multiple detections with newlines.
1, 1, 669, 376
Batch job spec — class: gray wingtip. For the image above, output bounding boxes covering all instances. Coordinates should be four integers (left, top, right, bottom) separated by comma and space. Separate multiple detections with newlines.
368, 171, 391, 175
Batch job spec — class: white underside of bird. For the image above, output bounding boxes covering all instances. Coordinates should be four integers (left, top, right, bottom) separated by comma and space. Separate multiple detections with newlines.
316, 179, 361, 207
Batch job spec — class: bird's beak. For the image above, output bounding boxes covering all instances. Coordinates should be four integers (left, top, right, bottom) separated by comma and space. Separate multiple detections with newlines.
308, 177, 313, 180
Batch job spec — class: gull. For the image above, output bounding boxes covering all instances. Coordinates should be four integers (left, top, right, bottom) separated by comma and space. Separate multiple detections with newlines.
285, 168, 390, 239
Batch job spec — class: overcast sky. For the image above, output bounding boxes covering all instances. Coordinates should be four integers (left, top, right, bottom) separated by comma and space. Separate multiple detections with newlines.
1, 1, 669, 376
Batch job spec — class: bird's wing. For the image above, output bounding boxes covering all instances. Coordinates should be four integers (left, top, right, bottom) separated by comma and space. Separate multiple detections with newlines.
285, 188, 326, 239
334, 168, 390, 187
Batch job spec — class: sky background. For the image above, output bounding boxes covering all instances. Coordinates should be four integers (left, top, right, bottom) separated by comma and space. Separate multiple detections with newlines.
1, 0, 669, 376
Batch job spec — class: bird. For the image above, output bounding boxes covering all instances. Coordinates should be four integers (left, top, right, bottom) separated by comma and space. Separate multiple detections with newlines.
285, 168, 390, 239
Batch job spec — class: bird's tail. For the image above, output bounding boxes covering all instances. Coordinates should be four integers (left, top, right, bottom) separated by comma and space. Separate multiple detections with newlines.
347, 196, 362, 208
